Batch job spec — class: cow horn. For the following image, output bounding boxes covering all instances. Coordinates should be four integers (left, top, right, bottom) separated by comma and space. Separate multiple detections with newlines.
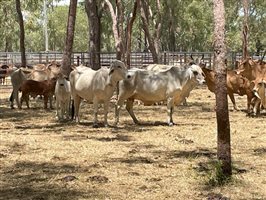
254, 91, 261, 99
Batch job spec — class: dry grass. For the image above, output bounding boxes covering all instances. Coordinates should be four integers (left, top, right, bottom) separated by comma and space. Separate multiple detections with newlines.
0, 85, 265, 200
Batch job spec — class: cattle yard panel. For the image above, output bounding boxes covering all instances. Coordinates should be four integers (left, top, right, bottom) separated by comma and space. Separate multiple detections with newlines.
0, 51, 265, 69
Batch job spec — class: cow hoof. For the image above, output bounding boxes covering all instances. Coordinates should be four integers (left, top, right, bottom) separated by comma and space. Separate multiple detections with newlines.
93, 123, 99, 128
168, 122, 174, 126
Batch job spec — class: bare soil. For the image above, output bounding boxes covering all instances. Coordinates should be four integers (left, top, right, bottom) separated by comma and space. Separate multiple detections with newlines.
0, 85, 265, 200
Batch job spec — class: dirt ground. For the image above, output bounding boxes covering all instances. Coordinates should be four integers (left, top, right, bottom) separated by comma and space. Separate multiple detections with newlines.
0, 85, 265, 200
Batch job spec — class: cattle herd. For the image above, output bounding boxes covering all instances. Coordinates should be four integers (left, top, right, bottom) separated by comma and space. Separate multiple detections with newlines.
0, 54, 265, 127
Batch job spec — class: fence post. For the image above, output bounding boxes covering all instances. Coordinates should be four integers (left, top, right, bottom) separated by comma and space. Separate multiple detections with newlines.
163, 52, 167, 64
77, 56, 80, 66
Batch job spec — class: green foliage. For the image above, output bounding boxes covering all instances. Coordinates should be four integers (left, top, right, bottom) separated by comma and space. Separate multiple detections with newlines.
0, 0, 264, 53
207, 161, 232, 187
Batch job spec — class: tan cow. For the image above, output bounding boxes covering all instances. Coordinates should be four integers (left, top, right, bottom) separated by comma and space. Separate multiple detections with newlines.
250, 72, 266, 116
202, 66, 254, 112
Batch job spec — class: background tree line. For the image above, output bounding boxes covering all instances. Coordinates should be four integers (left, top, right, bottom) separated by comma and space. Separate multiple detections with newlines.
0, 0, 265, 54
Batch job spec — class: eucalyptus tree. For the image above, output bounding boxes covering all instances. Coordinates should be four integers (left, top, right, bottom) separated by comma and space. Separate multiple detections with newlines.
242, 0, 249, 59
213, 0, 232, 177
104, 0, 139, 66
61, 0, 78, 76
85, 0, 102, 69
139, 0, 162, 63
15, 0, 26, 66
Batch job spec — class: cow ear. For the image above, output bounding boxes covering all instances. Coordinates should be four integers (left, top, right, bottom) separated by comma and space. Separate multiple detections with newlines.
250, 81, 255, 89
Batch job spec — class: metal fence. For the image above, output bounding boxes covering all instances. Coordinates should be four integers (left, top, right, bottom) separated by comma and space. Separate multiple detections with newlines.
1, 51, 265, 69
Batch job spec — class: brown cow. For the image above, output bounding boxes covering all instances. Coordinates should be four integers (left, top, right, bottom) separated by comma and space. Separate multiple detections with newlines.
236, 58, 266, 81
250, 72, 266, 116
202, 66, 254, 112
19, 78, 57, 109
0, 64, 11, 85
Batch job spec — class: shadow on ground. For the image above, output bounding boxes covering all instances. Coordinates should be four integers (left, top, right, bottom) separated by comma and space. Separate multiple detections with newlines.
0, 160, 106, 200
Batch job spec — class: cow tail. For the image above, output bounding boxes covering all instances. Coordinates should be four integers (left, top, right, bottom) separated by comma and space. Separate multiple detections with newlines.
71, 99, 75, 120
9, 90, 14, 102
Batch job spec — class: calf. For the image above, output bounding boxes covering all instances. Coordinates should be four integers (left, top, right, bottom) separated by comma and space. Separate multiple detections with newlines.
202, 67, 254, 112
20, 78, 57, 109
0, 64, 10, 85
55, 73, 71, 120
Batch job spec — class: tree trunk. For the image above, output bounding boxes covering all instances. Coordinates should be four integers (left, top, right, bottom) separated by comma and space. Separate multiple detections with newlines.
85, 0, 101, 70
213, 0, 232, 177
104, 0, 124, 61
139, 0, 161, 63
61, 0, 78, 76
15, 0, 26, 67
242, 0, 249, 60
125, 0, 139, 68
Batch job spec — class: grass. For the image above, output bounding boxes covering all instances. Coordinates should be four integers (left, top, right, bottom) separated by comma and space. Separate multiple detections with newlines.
0, 85, 265, 200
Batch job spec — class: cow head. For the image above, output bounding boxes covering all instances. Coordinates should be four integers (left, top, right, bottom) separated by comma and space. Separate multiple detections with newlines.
108, 60, 128, 85
235, 58, 258, 80
251, 77, 266, 108
189, 54, 206, 68
189, 64, 206, 85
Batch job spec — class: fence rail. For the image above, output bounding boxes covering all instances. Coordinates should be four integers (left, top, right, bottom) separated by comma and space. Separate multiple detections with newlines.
0, 51, 265, 69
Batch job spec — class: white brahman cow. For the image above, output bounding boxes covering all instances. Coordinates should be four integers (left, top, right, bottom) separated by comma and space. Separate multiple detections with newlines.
115, 63, 205, 126
69, 60, 128, 127
55, 73, 71, 120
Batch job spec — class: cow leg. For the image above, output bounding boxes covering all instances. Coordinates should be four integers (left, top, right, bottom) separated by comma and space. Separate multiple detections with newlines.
9, 90, 15, 109
66, 98, 71, 119
56, 98, 60, 120
126, 99, 139, 124
228, 92, 239, 111
167, 98, 174, 126
253, 99, 261, 116
14, 89, 21, 109
103, 101, 109, 127
44, 96, 48, 109
73, 95, 81, 122
49, 95, 53, 109
246, 95, 253, 114
115, 96, 128, 126
93, 99, 99, 128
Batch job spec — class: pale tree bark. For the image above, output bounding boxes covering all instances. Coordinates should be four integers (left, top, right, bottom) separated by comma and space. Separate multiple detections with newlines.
213, 0, 232, 176
15, 0, 26, 67
85, 0, 101, 70
104, 0, 139, 66
125, 0, 139, 67
61, 0, 78, 76
242, 0, 249, 60
139, 0, 162, 63
104, 0, 124, 61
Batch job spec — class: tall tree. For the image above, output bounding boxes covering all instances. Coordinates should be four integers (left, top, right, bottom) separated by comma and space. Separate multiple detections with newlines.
104, 0, 139, 66
61, 0, 78, 76
139, 0, 162, 63
104, 0, 124, 61
213, 0, 232, 176
15, 0, 26, 67
85, 0, 101, 70
125, 0, 139, 67
242, 0, 249, 59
